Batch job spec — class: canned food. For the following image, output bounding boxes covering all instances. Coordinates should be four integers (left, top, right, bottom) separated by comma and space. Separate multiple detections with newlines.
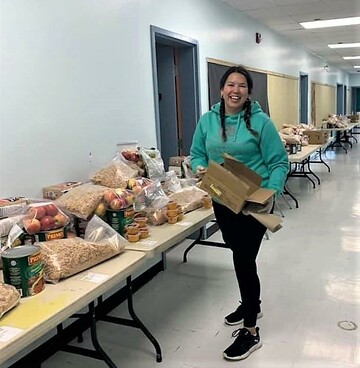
1, 245, 45, 297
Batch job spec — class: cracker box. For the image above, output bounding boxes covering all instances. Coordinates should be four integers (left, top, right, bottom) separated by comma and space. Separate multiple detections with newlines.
303, 130, 329, 144
42, 181, 82, 200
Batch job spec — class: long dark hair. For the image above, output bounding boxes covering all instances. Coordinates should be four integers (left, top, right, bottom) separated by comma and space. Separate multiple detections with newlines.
219, 65, 258, 141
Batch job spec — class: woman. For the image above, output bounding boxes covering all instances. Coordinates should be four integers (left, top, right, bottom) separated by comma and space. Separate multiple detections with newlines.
190, 65, 288, 361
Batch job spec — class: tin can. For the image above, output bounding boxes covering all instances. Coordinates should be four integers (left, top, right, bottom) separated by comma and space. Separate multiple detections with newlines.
1, 245, 45, 297
106, 206, 134, 235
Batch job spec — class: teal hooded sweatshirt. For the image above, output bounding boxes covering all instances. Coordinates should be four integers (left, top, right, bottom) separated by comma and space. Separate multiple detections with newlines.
190, 101, 289, 196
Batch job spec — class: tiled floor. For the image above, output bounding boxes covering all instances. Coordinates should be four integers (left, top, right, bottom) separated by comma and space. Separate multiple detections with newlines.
43, 140, 360, 368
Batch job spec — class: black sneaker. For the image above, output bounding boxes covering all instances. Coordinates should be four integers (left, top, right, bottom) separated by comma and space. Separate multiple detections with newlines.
224, 304, 263, 326
223, 327, 262, 361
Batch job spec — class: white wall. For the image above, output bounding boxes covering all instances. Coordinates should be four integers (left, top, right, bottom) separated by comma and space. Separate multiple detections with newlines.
0, 0, 354, 197
349, 74, 360, 86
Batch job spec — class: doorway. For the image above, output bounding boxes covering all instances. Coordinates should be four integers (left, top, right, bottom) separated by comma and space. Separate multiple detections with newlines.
299, 72, 308, 123
150, 26, 200, 170
337, 83, 344, 115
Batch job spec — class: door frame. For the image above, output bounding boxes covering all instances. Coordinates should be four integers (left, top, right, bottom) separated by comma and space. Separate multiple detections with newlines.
150, 25, 201, 154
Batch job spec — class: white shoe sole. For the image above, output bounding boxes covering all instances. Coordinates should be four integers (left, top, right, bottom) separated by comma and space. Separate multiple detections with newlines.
223, 341, 263, 360
224, 312, 263, 326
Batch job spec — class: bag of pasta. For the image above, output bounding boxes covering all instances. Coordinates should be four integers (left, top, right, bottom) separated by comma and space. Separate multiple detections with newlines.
38, 215, 126, 283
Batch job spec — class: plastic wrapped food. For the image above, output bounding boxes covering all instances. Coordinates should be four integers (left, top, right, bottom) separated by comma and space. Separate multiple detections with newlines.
0, 283, 21, 319
91, 155, 138, 189
168, 186, 208, 213
55, 183, 108, 219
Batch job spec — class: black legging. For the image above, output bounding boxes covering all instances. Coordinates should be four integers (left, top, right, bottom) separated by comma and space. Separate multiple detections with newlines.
212, 201, 267, 327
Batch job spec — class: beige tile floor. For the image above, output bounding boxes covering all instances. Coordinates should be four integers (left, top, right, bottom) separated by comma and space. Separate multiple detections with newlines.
43, 140, 360, 368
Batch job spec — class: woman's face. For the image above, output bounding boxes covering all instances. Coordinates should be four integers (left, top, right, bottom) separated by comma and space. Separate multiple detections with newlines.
221, 72, 249, 115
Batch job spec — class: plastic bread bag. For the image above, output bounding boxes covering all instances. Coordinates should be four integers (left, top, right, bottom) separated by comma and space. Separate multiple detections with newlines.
168, 186, 208, 213
0, 283, 21, 320
21, 202, 70, 234
38, 216, 125, 283
139, 147, 165, 180
55, 183, 109, 220
91, 154, 138, 189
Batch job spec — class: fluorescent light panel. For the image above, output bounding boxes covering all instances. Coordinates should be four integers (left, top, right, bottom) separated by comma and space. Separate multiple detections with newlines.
328, 43, 360, 49
300, 16, 360, 29
354, 66, 360, 68
343, 56, 360, 60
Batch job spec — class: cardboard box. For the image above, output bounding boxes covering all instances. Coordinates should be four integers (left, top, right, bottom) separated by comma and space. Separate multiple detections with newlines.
43, 181, 82, 200
168, 156, 185, 178
303, 130, 329, 144
200, 154, 282, 232
348, 114, 360, 122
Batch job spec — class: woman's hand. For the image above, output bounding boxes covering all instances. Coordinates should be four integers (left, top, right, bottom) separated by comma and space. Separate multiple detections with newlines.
195, 165, 207, 178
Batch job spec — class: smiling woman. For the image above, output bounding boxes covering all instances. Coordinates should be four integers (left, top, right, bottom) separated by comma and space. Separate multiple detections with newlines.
190, 65, 289, 362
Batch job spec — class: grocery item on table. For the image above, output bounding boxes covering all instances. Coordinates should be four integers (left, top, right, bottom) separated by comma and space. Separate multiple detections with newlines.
0, 282, 21, 319
55, 183, 108, 220
39, 215, 126, 283
91, 155, 138, 189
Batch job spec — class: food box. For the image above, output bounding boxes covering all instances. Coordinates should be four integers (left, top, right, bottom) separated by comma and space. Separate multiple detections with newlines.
105, 206, 135, 235
42, 181, 82, 200
348, 114, 360, 122
200, 154, 282, 232
303, 130, 329, 144
0, 198, 28, 219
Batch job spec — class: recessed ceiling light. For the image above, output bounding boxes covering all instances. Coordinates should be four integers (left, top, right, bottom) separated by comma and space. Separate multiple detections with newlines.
328, 43, 360, 49
300, 16, 360, 29
343, 56, 360, 60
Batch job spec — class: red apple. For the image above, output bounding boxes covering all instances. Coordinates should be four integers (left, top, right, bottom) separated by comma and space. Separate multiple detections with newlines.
40, 216, 55, 231
103, 190, 117, 204
23, 218, 41, 234
130, 152, 139, 162
109, 198, 122, 210
28, 206, 46, 220
44, 203, 59, 216
53, 213, 68, 228
121, 150, 132, 160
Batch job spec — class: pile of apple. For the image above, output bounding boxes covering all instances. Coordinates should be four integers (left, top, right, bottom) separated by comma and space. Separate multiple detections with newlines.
23, 203, 69, 234
127, 177, 153, 195
120, 149, 144, 170
94, 188, 135, 217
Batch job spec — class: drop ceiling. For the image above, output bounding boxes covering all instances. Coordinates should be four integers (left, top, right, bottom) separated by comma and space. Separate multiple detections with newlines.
220, 0, 360, 74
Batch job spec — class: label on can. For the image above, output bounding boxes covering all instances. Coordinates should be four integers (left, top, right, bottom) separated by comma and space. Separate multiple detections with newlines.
1, 245, 45, 297
105, 206, 134, 235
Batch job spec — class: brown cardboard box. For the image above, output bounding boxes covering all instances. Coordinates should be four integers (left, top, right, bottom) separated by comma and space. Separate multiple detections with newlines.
303, 130, 329, 144
43, 181, 82, 200
200, 154, 282, 232
168, 156, 185, 178
348, 114, 360, 122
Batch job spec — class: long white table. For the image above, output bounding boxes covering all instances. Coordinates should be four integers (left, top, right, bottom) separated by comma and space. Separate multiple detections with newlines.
1, 207, 215, 368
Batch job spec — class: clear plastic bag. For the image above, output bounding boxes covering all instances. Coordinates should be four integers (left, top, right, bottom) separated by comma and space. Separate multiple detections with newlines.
55, 183, 109, 220
0, 283, 21, 319
116, 141, 145, 176
135, 180, 168, 211
21, 202, 70, 234
139, 147, 165, 180
39, 215, 126, 283
161, 171, 182, 195
91, 155, 138, 189
168, 186, 208, 213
